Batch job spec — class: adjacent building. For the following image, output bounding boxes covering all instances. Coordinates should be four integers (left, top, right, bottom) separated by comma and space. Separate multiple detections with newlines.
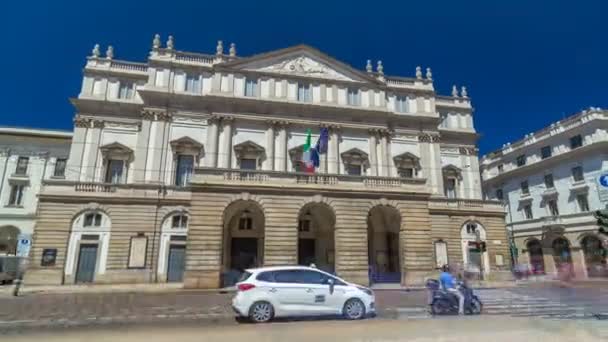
25, 36, 509, 288
0, 127, 72, 259
481, 108, 608, 279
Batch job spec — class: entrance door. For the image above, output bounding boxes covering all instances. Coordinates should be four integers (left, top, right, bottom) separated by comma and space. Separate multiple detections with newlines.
167, 245, 186, 282
298, 239, 315, 266
75, 244, 98, 283
230, 238, 258, 271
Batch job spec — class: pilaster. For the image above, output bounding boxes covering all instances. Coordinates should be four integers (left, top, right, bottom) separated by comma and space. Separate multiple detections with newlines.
328, 125, 341, 174
205, 116, 220, 167
368, 129, 378, 177
274, 121, 289, 172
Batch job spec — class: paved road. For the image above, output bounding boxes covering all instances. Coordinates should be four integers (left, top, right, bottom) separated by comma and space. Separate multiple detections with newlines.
1, 284, 607, 331
3, 316, 607, 341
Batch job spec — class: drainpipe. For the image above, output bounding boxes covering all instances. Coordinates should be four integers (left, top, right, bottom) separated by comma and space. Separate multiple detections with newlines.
0, 148, 11, 197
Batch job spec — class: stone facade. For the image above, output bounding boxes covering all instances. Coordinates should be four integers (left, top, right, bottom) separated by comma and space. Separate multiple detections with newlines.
481, 108, 608, 279
25, 37, 508, 287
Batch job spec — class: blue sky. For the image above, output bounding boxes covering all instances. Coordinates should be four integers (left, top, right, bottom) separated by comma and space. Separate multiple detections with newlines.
1, 1, 606, 154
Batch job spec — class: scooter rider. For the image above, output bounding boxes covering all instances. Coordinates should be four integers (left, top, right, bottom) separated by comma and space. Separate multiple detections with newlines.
439, 264, 464, 315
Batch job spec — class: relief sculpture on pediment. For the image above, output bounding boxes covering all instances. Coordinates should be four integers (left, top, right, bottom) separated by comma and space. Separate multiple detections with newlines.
257, 56, 351, 81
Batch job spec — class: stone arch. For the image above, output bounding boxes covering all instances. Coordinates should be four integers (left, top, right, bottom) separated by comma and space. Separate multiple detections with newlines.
367, 198, 402, 212
65, 205, 112, 284
0, 225, 21, 255
367, 203, 402, 284
221, 198, 266, 287
525, 237, 545, 274
460, 220, 490, 278
296, 199, 337, 273
158, 206, 190, 283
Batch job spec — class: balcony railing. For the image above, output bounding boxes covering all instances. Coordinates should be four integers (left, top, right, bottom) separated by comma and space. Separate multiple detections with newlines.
429, 198, 504, 213
194, 167, 426, 192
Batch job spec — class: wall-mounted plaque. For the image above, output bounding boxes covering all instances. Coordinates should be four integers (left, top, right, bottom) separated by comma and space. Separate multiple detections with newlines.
41, 248, 57, 267
128, 236, 148, 268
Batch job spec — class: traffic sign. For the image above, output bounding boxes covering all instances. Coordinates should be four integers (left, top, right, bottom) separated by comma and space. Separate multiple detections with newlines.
16, 234, 31, 257
598, 173, 608, 203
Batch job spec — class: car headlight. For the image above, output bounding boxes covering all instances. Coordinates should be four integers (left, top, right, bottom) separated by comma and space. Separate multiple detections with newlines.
357, 286, 373, 296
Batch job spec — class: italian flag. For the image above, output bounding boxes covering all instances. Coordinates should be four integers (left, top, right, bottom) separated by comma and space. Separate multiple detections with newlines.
301, 128, 315, 173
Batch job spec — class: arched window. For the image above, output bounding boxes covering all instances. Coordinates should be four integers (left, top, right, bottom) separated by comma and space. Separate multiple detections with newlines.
0, 226, 20, 255
171, 214, 188, 229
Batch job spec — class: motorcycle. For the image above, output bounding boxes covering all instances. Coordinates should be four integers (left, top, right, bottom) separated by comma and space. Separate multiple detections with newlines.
425, 279, 482, 315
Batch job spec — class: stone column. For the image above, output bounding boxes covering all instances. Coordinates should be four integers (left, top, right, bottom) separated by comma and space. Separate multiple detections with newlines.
368, 129, 378, 176
274, 122, 288, 172
542, 248, 557, 278
379, 131, 389, 177
219, 117, 234, 169
84, 120, 104, 182
263, 121, 276, 171
419, 134, 443, 195
146, 113, 171, 183
328, 126, 341, 174
571, 247, 588, 279
205, 116, 220, 167
67, 117, 89, 181
133, 111, 153, 183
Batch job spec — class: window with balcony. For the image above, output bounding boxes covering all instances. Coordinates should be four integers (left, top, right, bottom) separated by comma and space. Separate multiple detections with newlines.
571, 166, 584, 182
395, 95, 408, 113
297, 83, 311, 102
240, 158, 257, 171
548, 199, 559, 216
398, 167, 415, 178
83, 213, 102, 227
175, 154, 194, 187
541, 145, 552, 159
496, 189, 504, 200
53, 158, 67, 177
244, 78, 258, 97
570, 135, 583, 149
523, 204, 533, 219
7, 184, 24, 206
544, 174, 554, 189
497, 164, 504, 173
516, 154, 526, 167
346, 164, 362, 176
104, 159, 125, 184
347, 88, 360, 106
15, 157, 28, 175
445, 178, 457, 199
185, 74, 201, 93
576, 194, 590, 212
118, 81, 134, 99
520, 180, 529, 195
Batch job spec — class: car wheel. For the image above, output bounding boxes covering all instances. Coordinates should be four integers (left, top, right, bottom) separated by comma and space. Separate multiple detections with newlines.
248, 301, 274, 323
343, 298, 366, 320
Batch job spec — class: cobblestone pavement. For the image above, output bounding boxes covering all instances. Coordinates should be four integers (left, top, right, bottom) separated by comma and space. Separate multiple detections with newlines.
1, 284, 606, 332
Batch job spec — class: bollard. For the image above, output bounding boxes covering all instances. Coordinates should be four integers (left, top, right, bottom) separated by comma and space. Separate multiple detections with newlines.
13, 277, 22, 297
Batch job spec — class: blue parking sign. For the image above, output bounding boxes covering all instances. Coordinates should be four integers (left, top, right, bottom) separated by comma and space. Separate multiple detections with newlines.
600, 174, 608, 187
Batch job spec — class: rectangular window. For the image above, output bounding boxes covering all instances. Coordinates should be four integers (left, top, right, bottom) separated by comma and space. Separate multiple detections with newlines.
175, 155, 194, 187
297, 83, 311, 102
346, 164, 362, 176
445, 178, 456, 199
347, 88, 360, 106
570, 135, 583, 149
54, 158, 67, 177
576, 194, 590, 212
8, 184, 24, 206
434, 240, 448, 268
84, 213, 102, 227
171, 215, 188, 228
185, 74, 201, 93
15, 157, 29, 175
541, 146, 552, 159
240, 158, 257, 171
496, 189, 504, 200
398, 168, 414, 178
571, 166, 584, 182
244, 78, 258, 97
516, 154, 526, 167
520, 180, 529, 195
548, 200, 559, 216
395, 95, 408, 113
544, 174, 554, 189
155, 69, 166, 87
118, 81, 134, 99
105, 159, 124, 184
497, 164, 504, 173
239, 217, 253, 230
523, 204, 533, 219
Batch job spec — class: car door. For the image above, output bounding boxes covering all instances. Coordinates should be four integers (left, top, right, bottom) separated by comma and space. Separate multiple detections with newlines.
296, 270, 335, 315
315, 272, 350, 314
272, 270, 315, 315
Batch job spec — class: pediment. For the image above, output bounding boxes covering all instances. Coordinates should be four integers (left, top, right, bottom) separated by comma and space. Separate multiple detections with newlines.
100, 142, 133, 154
233, 140, 265, 153
223, 45, 378, 83
170, 136, 203, 149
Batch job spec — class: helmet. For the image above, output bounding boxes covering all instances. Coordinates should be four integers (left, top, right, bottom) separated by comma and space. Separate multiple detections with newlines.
442, 264, 450, 272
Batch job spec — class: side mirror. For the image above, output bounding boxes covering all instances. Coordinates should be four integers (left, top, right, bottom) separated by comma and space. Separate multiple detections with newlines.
328, 278, 335, 294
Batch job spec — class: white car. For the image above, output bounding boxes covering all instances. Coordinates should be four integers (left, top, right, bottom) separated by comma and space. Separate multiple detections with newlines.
232, 266, 375, 323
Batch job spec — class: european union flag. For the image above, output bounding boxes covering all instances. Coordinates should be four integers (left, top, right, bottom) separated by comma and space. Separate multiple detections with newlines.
316, 127, 329, 154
